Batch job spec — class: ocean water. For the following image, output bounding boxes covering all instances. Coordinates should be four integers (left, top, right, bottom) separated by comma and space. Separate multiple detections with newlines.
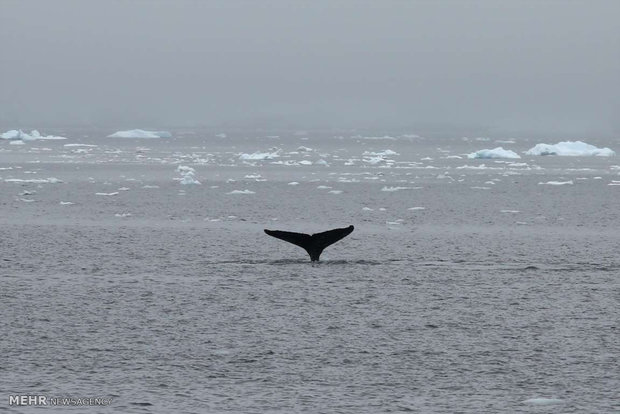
1, 130, 618, 413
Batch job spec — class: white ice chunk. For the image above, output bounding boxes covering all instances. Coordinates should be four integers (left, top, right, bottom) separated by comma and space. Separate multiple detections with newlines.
107, 129, 171, 138
363, 149, 399, 156
538, 180, 574, 185
363, 156, 387, 165
525, 141, 615, 156
288, 182, 299, 185
95, 192, 119, 196
227, 189, 255, 194
239, 150, 281, 160
467, 147, 521, 159
176, 165, 200, 185
5, 177, 61, 183
381, 186, 412, 191
180, 175, 201, 185
176, 165, 195, 175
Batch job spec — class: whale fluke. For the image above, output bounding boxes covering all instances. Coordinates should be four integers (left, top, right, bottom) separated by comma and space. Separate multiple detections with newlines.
264, 225, 354, 262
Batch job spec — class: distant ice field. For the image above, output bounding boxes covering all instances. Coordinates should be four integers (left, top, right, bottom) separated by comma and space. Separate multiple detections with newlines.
1, 129, 618, 413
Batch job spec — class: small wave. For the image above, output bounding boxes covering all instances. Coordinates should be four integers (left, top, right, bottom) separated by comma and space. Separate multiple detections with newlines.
199, 258, 402, 266
198, 258, 618, 271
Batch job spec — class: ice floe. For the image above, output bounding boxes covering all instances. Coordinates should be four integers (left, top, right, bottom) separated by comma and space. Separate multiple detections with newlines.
363, 149, 399, 156
467, 147, 521, 159
239, 150, 281, 161
5, 177, 61, 184
362, 156, 386, 165
381, 186, 412, 192
456, 164, 502, 170
227, 189, 255, 194
525, 141, 615, 156
1, 129, 67, 141
538, 180, 573, 185
176, 165, 201, 185
107, 129, 171, 138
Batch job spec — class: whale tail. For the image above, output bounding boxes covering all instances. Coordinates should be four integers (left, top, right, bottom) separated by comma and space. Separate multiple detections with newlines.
264, 225, 354, 262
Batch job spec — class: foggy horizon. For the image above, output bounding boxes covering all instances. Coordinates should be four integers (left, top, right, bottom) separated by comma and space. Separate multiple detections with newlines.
1, 0, 619, 137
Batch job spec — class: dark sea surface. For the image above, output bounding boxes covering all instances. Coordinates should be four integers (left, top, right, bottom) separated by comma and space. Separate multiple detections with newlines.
1, 130, 618, 413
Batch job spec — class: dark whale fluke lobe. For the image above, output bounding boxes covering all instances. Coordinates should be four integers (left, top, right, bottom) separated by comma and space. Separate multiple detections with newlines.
264, 225, 354, 262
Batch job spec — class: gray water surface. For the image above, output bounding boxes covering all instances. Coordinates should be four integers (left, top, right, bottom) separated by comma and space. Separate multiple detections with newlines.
1, 131, 618, 413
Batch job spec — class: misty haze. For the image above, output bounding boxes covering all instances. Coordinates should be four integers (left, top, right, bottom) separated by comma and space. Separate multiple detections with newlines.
1, 1, 619, 136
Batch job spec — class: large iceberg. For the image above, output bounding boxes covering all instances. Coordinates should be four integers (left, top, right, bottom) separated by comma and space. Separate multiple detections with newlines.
525, 141, 615, 156
1, 129, 67, 141
467, 147, 520, 159
107, 129, 172, 138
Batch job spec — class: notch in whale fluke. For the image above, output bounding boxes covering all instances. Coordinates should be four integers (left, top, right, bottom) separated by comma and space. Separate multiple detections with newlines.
264, 225, 354, 262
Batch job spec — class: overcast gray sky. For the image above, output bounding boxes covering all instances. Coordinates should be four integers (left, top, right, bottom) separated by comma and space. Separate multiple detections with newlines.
1, 0, 618, 135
